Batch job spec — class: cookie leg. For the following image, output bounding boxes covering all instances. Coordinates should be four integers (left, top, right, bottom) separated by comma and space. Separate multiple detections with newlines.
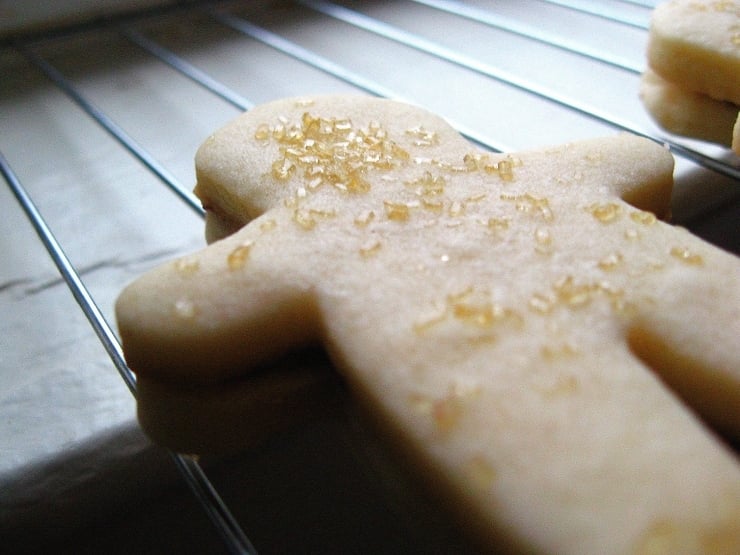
628, 267, 740, 442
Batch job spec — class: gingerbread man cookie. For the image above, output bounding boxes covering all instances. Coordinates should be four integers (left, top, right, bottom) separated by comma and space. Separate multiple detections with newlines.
117, 96, 740, 554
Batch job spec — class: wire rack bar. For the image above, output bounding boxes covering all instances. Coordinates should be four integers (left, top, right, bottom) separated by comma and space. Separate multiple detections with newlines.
536, 0, 651, 29
301, 0, 614, 114
1, 62, 258, 555
409, 0, 642, 72
208, 7, 505, 151
617, 0, 657, 8
298, 0, 740, 181
7, 30, 260, 555
0, 150, 137, 395
119, 24, 255, 112
172, 455, 259, 555
298, 0, 633, 116
209, 9, 398, 99
17, 44, 205, 217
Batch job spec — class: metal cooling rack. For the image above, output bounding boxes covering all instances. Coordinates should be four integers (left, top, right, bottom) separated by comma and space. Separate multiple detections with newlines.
1, 0, 738, 553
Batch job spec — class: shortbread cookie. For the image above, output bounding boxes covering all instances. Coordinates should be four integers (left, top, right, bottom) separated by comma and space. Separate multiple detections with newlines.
640, 68, 739, 146
646, 0, 740, 105
641, 0, 740, 147
116, 96, 740, 554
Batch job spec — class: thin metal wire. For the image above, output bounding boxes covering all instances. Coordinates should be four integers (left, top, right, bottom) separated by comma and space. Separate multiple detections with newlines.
615, 0, 657, 8
17, 44, 205, 217
298, 0, 631, 113
1, 115, 257, 555
208, 9, 397, 98
298, 0, 740, 181
172, 454, 259, 555
0, 0, 222, 48
409, 0, 642, 72
119, 24, 255, 112
207, 7, 505, 152
8, 38, 258, 555
535, 0, 651, 29
0, 150, 137, 396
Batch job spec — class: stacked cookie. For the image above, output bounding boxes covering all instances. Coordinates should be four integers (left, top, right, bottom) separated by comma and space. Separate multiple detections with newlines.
640, 0, 740, 153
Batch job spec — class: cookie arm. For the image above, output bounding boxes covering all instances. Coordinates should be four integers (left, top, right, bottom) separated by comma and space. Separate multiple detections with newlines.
115, 224, 320, 383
